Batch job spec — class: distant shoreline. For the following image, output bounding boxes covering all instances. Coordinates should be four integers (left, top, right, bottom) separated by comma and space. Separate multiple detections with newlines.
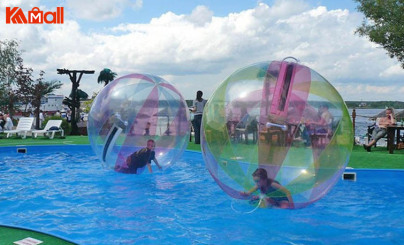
345, 101, 404, 109
185, 100, 404, 109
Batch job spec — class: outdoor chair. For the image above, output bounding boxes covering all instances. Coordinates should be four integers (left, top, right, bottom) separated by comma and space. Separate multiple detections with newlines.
31, 120, 64, 139
366, 122, 388, 147
4, 117, 34, 139
235, 116, 258, 144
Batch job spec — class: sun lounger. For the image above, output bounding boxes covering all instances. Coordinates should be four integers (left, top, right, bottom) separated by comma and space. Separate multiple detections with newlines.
31, 120, 64, 139
4, 117, 34, 139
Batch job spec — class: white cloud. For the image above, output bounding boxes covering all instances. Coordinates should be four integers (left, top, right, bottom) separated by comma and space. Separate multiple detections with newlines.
185, 5, 213, 26
0, 0, 40, 8
66, 0, 140, 21
363, 85, 394, 93
380, 63, 404, 77
1, 0, 403, 101
334, 84, 399, 101
132, 0, 142, 10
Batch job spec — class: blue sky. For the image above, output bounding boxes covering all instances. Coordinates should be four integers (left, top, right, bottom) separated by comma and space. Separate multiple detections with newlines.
1, 0, 403, 101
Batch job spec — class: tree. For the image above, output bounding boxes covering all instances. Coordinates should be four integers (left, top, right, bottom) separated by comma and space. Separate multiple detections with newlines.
15, 64, 34, 114
355, 0, 404, 68
97, 68, 117, 86
30, 71, 62, 129
0, 40, 21, 82
0, 39, 23, 114
1, 39, 62, 122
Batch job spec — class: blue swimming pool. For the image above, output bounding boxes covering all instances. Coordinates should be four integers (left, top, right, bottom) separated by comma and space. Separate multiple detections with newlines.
0, 145, 403, 244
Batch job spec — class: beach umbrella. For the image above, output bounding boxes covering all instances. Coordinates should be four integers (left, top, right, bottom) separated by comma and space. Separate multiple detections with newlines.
395, 110, 404, 121
370, 109, 402, 121
370, 109, 388, 120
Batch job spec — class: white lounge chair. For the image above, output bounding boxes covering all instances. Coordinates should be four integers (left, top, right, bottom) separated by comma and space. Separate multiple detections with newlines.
4, 117, 34, 139
31, 120, 64, 139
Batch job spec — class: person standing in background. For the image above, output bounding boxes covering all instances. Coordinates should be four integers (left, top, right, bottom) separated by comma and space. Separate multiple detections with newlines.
191, 90, 207, 144
39, 110, 44, 128
3, 114, 13, 131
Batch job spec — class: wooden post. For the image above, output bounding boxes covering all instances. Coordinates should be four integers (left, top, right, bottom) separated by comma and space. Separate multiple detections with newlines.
352, 108, 356, 145
57, 69, 94, 135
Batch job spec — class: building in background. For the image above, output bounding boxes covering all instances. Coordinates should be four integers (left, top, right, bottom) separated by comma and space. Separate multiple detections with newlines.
40, 94, 65, 112
16, 94, 65, 115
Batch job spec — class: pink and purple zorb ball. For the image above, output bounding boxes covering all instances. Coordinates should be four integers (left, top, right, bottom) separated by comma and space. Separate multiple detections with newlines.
201, 59, 353, 208
88, 73, 190, 174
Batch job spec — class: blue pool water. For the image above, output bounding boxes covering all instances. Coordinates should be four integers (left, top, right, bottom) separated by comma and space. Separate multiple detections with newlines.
0, 145, 403, 244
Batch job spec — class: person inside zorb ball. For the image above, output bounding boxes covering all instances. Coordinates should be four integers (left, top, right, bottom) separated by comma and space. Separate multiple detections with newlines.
88, 73, 190, 174
201, 58, 353, 209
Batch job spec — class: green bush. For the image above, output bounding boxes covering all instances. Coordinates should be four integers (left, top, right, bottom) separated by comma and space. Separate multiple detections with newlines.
12, 118, 18, 126
43, 116, 71, 135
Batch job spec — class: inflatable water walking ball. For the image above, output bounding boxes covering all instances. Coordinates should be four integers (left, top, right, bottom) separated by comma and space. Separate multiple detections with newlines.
201, 58, 353, 209
88, 73, 190, 174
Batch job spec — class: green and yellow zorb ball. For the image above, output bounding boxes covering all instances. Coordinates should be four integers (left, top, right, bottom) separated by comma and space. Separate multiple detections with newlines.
201, 59, 353, 208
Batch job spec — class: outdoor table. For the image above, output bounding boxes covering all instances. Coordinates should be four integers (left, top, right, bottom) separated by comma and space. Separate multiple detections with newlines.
259, 123, 299, 145
387, 125, 404, 154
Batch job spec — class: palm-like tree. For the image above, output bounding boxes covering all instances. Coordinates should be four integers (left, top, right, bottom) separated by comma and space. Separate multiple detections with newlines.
31, 71, 62, 129
97, 68, 117, 86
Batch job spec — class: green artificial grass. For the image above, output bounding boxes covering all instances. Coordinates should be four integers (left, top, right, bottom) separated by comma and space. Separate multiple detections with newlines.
186, 142, 203, 151
1, 134, 403, 169
0, 225, 77, 245
0, 135, 90, 146
348, 145, 404, 169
